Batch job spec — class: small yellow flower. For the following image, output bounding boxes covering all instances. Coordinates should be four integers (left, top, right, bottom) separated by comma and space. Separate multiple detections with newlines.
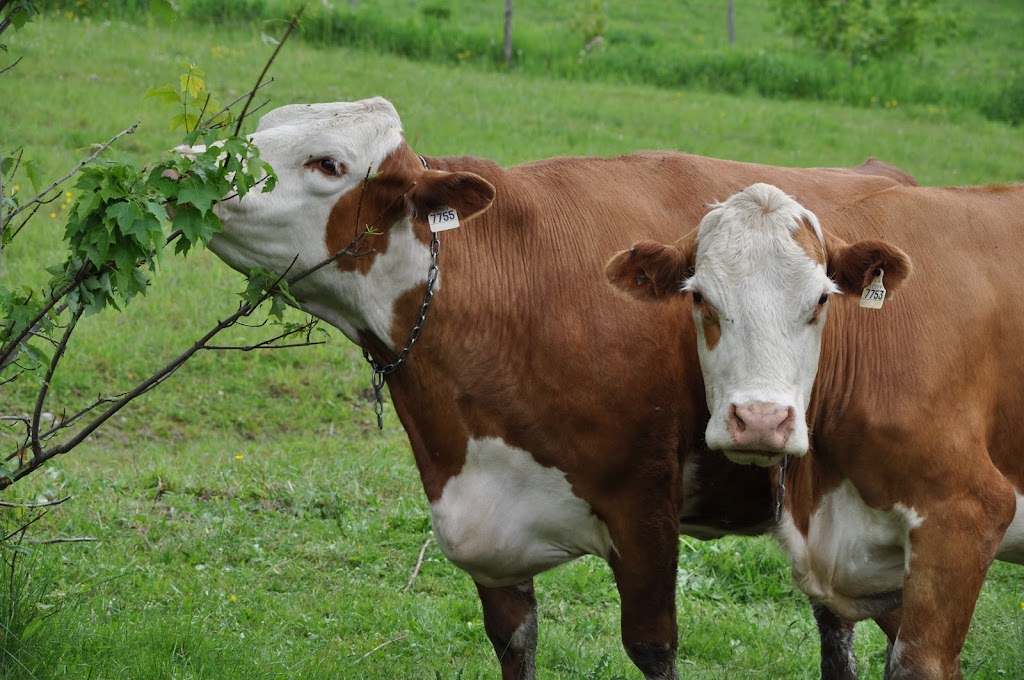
230, 595, 237, 602
234, 454, 244, 461
1020, 601, 1024, 611
65, 192, 72, 200
49, 212, 57, 218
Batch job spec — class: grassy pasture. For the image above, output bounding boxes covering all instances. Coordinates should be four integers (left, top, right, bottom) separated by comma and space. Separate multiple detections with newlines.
1, 12, 1023, 679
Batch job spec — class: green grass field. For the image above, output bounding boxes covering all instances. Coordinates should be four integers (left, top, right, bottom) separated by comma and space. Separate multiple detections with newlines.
2, 8, 1024, 679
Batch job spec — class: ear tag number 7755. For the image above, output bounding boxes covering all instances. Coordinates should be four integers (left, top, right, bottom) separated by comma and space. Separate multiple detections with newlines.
428, 205, 460, 232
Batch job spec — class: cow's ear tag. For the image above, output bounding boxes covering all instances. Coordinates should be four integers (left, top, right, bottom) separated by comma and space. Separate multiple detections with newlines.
859, 269, 886, 309
428, 205, 460, 232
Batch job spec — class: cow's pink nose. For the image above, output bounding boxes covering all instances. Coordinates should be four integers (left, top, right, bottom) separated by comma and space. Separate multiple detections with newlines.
727, 402, 794, 451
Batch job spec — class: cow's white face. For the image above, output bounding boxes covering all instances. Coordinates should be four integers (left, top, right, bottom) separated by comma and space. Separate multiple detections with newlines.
683, 184, 835, 466
188, 98, 494, 349
606, 182, 912, 467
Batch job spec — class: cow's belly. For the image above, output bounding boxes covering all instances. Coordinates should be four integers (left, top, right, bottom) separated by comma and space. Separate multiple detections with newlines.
996, 491, 1024, 564
773, 480, 922, 621
429, 436, 615, 588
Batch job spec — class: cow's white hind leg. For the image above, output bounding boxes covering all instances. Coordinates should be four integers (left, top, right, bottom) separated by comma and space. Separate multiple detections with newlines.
476, 579, 538, 680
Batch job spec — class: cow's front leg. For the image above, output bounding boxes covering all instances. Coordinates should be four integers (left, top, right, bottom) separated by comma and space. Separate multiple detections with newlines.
885, 489, 1014, 680
607, 509, 680, 680
812, 601, 857, 680
476, 579, 538, 680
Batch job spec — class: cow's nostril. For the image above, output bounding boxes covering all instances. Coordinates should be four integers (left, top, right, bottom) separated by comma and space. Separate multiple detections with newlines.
730, 404, 747, 432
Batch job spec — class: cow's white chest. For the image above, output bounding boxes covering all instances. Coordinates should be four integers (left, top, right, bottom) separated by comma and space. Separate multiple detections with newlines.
773, 480, 923, 621
430, 436, 615, 588
996, 491, 1024, 563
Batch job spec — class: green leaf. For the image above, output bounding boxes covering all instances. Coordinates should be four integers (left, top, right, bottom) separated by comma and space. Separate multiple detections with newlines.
261, 33, 281, 46
23, 160, 44, 193
144, 85, 183, 108
172, 204, 220, 253
149, 0, 177, 24
106, 201, 144, 235
177, 175, 218, 216
180, 73, 206, 99
8, 2, 38, 30
1, 153, 17, 177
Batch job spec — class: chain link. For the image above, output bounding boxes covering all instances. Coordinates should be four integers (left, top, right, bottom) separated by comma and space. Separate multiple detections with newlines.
363, 231, 441, 429
774, 455, 789, 524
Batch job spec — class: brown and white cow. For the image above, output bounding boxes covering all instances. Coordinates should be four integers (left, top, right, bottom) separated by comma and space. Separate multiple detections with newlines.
192, 97, 918, 679
608, 182, 1024, 679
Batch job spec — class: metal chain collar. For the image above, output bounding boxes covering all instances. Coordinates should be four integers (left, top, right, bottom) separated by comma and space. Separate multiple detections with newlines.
774, 455, 789, 524
362, 231, 440, 430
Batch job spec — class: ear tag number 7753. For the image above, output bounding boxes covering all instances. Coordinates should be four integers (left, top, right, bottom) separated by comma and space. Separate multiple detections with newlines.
859, 269, 886, 309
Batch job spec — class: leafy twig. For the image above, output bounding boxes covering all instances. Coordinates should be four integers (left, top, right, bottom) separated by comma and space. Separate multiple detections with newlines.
7, 121, 140, 221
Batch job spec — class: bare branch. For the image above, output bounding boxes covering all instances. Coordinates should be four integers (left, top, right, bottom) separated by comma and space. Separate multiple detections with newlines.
7, 121, 140, 221
25, 537, 96, 545
354, 633, 410, 664
0, 147, 23, 191
0, 54, 21, 76
5, 200, 43, 241
204, 320, 323, 351
404, 537, 432, 590
1, 510, 45, 543
0, 495, 70, 509
233, 5, 306, 135
200, 81, 273, 131
31, 307, 81, 459
0, 260, 88, 372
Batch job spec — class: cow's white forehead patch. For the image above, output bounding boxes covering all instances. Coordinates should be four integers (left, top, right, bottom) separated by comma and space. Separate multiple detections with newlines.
254, 97, 402, 134
697, 183, 824, 259
248, 98, 405, 177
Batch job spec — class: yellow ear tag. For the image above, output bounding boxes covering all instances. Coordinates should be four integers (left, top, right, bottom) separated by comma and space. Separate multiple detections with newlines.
859, 269, 886, 309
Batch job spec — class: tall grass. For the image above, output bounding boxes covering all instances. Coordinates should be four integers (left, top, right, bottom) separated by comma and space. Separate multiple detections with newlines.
35, 0, 1024, 126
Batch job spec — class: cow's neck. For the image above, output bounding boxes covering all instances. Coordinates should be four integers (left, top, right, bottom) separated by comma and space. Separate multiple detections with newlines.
360, 154, 708, 504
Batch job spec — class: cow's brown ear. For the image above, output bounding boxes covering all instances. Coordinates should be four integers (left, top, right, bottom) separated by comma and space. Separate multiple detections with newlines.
828, 236, 912, 297
408, 170, 495, 227
606, 237, 694, 301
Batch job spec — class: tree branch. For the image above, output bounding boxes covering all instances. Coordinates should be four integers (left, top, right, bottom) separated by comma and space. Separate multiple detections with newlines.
30, 307, 81, 460
0, 54, 21, 76
7, 121, 140, 221
0, 495, 70, 509
233, 5, 306, 136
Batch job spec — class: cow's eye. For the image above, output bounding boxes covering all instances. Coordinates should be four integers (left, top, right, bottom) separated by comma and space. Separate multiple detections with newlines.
818, 293, 829, 306
319, 159, 341, 175
691, 291, 704, 305
308, 158, 345, 177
